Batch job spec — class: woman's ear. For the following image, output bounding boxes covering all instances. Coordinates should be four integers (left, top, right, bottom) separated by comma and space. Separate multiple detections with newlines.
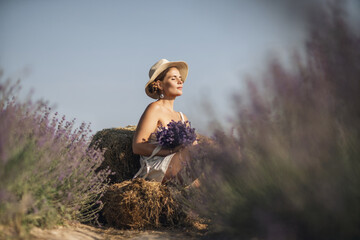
156, 80, 163, 90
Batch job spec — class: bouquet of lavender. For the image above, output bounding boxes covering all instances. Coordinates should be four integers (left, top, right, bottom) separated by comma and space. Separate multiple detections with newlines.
154, 120, 196, 149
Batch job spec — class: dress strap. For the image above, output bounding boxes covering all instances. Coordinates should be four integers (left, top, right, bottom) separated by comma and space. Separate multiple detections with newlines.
179, 112, 185, 123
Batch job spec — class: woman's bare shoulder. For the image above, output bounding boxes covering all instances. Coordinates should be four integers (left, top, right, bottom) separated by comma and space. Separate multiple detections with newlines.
140, 102, 163, 121
145, 101, 162, 113
136, 102, 162, 132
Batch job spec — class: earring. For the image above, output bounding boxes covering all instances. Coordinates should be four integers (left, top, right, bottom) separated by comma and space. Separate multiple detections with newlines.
160, 93, 164, 99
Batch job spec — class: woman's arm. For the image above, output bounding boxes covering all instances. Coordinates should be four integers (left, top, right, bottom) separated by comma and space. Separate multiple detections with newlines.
132, 103, 174, 156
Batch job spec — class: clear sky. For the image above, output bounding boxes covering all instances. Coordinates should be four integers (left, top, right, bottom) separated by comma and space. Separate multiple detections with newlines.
1, 0, 357, 134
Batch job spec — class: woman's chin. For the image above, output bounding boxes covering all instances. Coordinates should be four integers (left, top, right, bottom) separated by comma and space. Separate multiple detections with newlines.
167, 92, 182, 98
172, 93, 182, 97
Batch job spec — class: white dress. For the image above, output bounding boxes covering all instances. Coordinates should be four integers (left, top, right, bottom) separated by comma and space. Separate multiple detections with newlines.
133, 112, 185, 182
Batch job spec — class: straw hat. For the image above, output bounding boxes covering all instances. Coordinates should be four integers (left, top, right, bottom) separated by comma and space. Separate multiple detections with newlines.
145, 59, 188, 99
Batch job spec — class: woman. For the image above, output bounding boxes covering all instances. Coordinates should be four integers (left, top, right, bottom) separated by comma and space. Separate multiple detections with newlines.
132, 58, 192, 184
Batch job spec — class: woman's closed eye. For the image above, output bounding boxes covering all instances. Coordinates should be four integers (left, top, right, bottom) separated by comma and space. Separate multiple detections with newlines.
171, 76, 182, 82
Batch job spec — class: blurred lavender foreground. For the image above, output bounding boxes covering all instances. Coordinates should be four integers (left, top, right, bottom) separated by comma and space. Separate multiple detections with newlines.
190, 2, 360, 240
0, 74, 111, 237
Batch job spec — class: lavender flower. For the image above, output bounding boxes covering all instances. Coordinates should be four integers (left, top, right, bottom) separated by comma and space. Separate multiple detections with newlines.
0, 75, 111, 229
154, 120, 196, 149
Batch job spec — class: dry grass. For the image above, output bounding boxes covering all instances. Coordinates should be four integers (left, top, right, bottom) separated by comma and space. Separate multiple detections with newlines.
101, 178, 187, 229
90, 127, 140, 183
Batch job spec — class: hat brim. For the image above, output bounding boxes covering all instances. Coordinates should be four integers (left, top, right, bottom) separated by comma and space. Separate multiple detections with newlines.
145, 61, 188, 99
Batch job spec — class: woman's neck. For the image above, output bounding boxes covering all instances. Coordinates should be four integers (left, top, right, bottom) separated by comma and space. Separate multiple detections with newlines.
158, 98, 175, 112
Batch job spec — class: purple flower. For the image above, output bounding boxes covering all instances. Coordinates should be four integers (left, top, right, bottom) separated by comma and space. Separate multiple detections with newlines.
154, 120, 196, 148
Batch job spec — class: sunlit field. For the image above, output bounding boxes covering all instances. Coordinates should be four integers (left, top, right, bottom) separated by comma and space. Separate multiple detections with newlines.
0, 76, 111, 238
1, 2, 359, 240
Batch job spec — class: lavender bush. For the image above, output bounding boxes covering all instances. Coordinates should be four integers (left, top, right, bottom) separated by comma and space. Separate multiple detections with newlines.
154, 120, 196, 149
189, 2, 360, 240
0, 73, 111, 237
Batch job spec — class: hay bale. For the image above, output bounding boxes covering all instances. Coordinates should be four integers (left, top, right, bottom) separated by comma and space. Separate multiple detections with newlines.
101, 178, 186, 229
90, 126, 140, 183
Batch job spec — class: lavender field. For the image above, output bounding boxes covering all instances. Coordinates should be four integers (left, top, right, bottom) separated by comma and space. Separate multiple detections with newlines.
0, 75, 112, 238
188, 2, 360, 239
1, 1, 360, 240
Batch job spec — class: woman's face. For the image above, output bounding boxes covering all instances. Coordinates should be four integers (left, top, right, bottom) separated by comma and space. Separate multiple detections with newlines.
159, 67, 184, 98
